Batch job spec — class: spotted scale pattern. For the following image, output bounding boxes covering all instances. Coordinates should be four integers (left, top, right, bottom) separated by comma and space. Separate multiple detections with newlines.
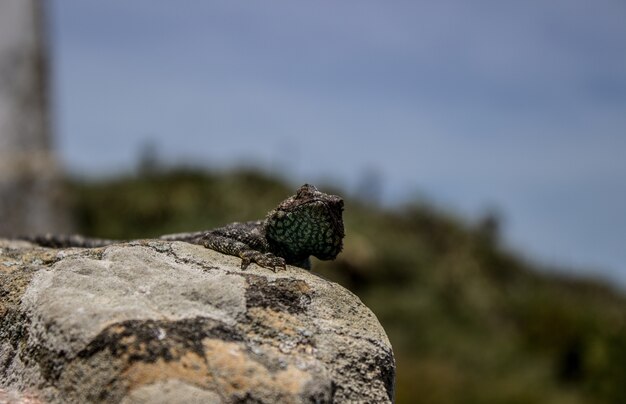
198, 184, 344, 271
23, 184, 345, 272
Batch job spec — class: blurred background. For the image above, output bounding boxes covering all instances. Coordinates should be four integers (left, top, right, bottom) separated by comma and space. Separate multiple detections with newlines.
1, 0, 625, 402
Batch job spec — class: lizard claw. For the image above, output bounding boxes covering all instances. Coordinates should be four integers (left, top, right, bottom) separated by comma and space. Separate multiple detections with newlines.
240, 256, 252, 270
257, 253, 286, 272
240, 251, 286, 271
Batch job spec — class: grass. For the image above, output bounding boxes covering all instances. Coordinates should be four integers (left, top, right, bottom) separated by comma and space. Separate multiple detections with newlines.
65, 167, 626, 403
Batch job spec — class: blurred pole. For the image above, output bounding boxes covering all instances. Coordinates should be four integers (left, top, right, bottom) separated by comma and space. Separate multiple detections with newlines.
0, 0, 71, 236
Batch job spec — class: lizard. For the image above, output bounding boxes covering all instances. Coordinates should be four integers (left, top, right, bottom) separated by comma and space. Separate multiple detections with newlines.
23, 184, 344, 271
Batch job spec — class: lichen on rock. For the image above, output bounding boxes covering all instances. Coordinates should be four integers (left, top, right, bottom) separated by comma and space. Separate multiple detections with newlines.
0, 239, 395, 403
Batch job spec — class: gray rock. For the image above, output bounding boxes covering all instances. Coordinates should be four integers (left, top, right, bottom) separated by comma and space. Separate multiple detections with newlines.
0, 239, 395, 403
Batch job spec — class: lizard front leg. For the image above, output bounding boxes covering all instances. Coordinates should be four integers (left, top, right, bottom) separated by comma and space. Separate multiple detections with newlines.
200, 234, 286, 271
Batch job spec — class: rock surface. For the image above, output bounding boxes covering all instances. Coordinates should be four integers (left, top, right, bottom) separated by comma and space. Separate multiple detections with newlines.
0, 239, 394, 403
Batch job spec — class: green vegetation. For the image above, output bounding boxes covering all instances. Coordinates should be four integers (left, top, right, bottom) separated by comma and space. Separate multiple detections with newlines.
66, 167, 626, 403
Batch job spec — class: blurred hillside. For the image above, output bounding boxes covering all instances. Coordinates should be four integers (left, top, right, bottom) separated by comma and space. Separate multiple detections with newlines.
65, 167, 626, 404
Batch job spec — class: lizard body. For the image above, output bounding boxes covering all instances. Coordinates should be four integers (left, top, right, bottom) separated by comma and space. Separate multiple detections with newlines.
24, 184, 344, 271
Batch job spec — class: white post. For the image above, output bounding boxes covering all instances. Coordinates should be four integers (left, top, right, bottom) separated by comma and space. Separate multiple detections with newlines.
0, 0, 71, 236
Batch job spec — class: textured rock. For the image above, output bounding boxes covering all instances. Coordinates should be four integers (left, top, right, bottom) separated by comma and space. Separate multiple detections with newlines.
0, 239, 394, 403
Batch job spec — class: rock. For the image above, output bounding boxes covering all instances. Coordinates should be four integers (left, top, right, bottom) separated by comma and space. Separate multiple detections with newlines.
0, 239, 395, 403
0, 387, 45, 404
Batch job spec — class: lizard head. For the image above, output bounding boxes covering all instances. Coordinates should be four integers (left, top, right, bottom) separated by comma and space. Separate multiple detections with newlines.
265, 184, 344, 261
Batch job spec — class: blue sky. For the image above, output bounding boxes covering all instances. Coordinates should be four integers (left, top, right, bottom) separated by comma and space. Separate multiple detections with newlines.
47, 1, 626, 285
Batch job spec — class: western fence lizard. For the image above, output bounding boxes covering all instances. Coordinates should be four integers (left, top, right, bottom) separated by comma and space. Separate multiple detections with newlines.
24, 184, 344, 271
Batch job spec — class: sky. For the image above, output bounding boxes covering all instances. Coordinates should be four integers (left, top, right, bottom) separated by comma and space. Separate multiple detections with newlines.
46, 1, 626, 285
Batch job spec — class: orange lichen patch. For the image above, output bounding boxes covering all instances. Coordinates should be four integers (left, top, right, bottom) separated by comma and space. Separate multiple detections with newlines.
24, 249, 64, 265
289, 279, 312, 295
0, 266, 37, 317
0, 262, 17, 272
1, 247, 63, 273
106, 324, 130, 337
119, 336, 312, 402
0, 388, 45, 404
0, 248, 68, 317
123, 350, 213, 391
202, 339, 311, 400
246, 306, 306, 337
118, 334, 137, 349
